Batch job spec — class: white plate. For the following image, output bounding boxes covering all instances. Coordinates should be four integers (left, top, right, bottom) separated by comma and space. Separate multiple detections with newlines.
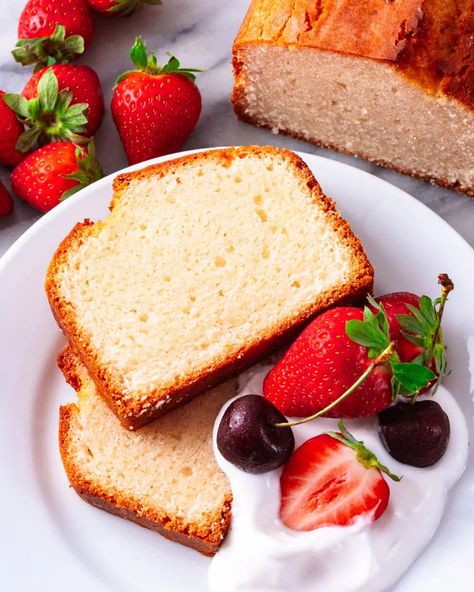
1, 149, 473, 592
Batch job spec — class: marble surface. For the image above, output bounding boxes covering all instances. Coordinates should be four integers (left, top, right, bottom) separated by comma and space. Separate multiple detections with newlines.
1, 0, 474, 257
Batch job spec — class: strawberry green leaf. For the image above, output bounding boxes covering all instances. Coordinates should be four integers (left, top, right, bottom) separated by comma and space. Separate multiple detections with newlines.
51, 24, 66, 43
397, 314, 425, 335
15, 127, 41, 152
61, 141, 103, 201
419, 295, 436, 326
433, 343, 447, 376
55, 89, 74, 113
3, 93, 29, 118
38, 69, 58, 112
390, 363, 435, 394
63, 35, 84, 56
400, 331, 425, 347
27, 97, 41, 120
390, 374, 401, 403
130, 37, 148, 70
60, 184, 84, 200
406, 304, 430, 329
409, 353, 425, 366
346, 307, 390, 359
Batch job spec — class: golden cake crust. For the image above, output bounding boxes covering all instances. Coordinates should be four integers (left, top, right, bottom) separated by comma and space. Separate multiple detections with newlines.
234, 0, 474, 109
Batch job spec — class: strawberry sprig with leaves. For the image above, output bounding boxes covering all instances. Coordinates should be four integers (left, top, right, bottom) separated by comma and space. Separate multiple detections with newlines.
396, 274, 453, 382
346, 298, 436, 401
3, 69, 88, 152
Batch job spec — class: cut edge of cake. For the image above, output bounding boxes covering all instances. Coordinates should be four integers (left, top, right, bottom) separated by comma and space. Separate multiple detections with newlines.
231, 2, 474, 198
58, 345, 234, 556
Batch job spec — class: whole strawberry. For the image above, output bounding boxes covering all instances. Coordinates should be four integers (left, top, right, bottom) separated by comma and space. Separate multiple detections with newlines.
112, 37, 202, 165
86, 0, 161, 16
371, 284, 451, 384
0, 181, 14, 217
11, 141, 102, 213
264, 304, 435, 418
3, 67, 103, 152
13, 0, 94, 70
0, 91, 26, 167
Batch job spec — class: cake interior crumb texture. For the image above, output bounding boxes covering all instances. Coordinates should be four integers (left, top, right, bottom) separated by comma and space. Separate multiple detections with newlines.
49, 146, 372, 426
232, 0, 474, 196
60, 350, 235, 554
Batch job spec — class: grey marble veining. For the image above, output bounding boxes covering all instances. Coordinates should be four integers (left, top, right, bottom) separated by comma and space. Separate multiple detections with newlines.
1, 0, 473, 257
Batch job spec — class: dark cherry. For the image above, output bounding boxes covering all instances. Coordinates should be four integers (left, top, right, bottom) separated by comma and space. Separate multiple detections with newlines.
217, 394, 295, 473
378, 400, 450, 468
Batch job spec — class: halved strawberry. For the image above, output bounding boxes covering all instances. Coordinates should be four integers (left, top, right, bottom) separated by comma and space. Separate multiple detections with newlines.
280, 422, 398, 531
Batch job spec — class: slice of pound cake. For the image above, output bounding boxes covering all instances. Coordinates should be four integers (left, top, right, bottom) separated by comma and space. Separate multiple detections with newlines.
47, 146, 373, 429
58, 346, 235, 556
232, 1, 474, 196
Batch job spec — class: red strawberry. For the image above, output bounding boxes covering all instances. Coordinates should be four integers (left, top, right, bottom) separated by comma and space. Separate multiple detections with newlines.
112, 37, 202, 165
280, 422, 397, 531
371, 283, 452, 391
86, 0, 161, 16
3, 67, 103, 153
0, 91, 26, 167
264, 308, 393, 418
23, 65, 104, 137
0, 181, 14, 217
13, 0, 94, 69
373, 292, 421, 362
264, 304, 435, 419
11, 141, 102, 213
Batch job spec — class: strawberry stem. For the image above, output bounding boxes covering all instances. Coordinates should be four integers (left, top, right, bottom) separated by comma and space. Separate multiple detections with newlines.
328, 420, 401, 482
274, 342, 395, 428
425, 274, 453, 367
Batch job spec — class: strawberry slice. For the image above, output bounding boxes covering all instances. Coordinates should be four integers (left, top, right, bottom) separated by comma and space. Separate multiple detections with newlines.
280, 422, 398, 531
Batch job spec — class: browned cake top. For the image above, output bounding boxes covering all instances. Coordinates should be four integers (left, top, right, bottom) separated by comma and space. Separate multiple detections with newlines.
235, 0, 474, 109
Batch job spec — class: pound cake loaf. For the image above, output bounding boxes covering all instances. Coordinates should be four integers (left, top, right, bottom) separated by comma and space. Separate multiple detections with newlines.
233, 1, 474, 196
58, 345, 235, 556
47, 146, 373, 430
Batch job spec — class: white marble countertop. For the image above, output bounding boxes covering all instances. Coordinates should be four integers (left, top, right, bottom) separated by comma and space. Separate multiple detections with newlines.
1, 0, 474, 257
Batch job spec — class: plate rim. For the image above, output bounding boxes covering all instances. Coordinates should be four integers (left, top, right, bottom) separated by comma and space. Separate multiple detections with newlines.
1, 146, 473, 591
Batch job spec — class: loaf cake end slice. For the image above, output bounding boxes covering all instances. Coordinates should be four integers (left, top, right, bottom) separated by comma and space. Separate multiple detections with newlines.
58, 346, 235, 556
232, 1, 474, 196
47, 146, 373, 429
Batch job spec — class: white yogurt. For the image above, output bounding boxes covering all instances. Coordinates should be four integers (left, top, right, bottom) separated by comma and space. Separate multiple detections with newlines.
209, 365, 469, 592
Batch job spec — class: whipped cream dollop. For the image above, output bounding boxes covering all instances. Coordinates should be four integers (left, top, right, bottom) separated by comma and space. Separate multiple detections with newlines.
209, 365, 468, 592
